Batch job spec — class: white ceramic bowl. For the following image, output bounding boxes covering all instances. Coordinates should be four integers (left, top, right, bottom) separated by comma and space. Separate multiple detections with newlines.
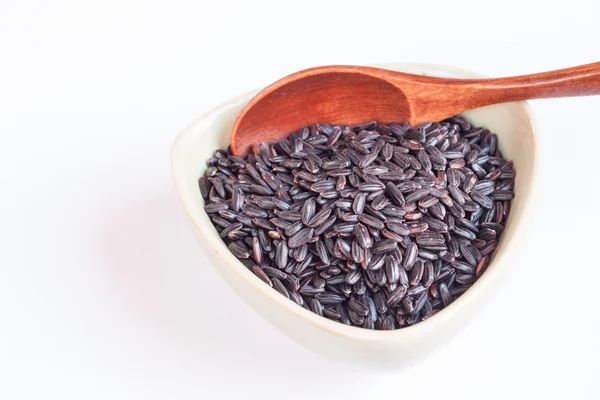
172, 63, 540, 371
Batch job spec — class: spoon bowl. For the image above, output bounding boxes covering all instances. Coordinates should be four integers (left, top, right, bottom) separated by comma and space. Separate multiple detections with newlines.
172, 64, 541, 371
230, 67, 411, 156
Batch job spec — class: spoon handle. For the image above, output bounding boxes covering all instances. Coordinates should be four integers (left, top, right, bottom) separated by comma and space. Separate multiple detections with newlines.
459, 61, 600, 100
396, 62, 600, 123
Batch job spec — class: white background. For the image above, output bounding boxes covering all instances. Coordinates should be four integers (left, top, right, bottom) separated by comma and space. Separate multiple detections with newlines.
1, 1, 599, 399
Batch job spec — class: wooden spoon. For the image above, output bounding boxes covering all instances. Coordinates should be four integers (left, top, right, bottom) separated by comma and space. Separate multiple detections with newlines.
230, 63, 600, 156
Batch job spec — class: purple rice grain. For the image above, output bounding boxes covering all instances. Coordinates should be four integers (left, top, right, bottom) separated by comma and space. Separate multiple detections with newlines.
252, 266, 273, 287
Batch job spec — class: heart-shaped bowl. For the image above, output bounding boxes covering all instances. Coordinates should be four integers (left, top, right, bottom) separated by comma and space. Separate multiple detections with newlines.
172, 63, 540, 371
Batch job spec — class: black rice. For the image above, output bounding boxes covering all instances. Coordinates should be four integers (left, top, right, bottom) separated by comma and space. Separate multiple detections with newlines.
200, 116, 514, 330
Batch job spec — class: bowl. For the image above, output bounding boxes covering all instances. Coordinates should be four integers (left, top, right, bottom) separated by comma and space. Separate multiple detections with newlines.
171, 63, 540, 371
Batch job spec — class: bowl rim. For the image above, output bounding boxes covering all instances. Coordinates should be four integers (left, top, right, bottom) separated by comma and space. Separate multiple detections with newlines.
172, 62, 541, 342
